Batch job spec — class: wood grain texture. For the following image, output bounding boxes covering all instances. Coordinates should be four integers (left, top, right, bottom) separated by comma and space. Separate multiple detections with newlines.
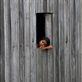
36, 49, 43, 82
4, 0, 11, 82
19, 0, 25, 82
47, 0, 50, 12
58, 0, 65, 82
45, 14, 54, 82
75, 0, 81, 82
80, 0, 82, 81
52, 0, 59, 82
42, 51, 48, 82
49, 0, 53, 13
35, 0, 41, 13
1, 0, 82, 82
64, 0, 70, 82
40, 0, 43, 12
10, 0, 19, 82
29, 0, 37, 82
0, 0, 5, 82
69, 0, 76, 82
23, 0, 30, 82
43, 0, 47, 12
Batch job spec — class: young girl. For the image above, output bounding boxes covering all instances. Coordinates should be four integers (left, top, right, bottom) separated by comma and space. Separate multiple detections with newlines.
39, 37, 53, 49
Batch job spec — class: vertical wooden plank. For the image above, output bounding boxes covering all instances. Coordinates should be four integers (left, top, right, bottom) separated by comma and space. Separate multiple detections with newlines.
64, 0, 70, 82
36, 0, 41, 13
45, 14, 54, 82
29, 0, 36, 82
75, 0, 81, 82
19, 0, 25, 82
69, 0, 76, 82
36, 49, 43, 82
47, 0, 49, 12
0, 0, 1, 80
47, 50, 54, 82
4, 0, 11, 82
23, 0, 30, 82
43, 0, 47, 12
45, 14, 52, 41
52, 0, 59, 82
1, 0, 5, 82
80, 0, 82, 81
42, 51, 48, 82
0, 1, 1, 80
10, 0, 19, 82
49, 0, 53, 13
58, 0, 65, 82
40, 0, 43, 12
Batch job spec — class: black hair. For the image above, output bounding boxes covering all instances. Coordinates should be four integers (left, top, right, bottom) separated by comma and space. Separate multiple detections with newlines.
43, 37, 50, 46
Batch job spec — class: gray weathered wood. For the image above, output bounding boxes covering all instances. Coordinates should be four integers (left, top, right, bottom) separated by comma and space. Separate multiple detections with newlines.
80, 0, 82, 81
64, 0, 70, 82
49, 0, 53, 13
47, 0, 50, 12
10, 0, 19, 82
69, 0, 76, 82
36, 0, 41, 13
75, 0, 81, 82
43, 0, 47, 12
52, 0, 58, 82
47, 50, 54, 82
40, 0, 43, 12
58, 0, 65, 82
19, 0, 25, 82
36, 49, 43, 82
29, 0, 36, 82
1, 0, 5, 82
4, 0, 11, 82
42, 51, 48, 82
23, 0, 30, 82
1, 0, 82, 82
45, 14, 53, 82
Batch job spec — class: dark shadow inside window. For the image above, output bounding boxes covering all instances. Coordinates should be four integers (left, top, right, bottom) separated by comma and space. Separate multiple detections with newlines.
36, 13, 45, 47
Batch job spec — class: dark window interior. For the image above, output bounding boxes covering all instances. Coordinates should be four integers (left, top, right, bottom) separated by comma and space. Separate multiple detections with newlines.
36, 13, 45, 46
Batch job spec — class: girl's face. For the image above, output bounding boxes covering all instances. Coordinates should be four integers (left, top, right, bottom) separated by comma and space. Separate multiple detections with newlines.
39, 40, 47, 48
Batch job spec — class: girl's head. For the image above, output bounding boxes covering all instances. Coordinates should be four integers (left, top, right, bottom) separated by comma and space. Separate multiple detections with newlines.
39, 37, 50, 48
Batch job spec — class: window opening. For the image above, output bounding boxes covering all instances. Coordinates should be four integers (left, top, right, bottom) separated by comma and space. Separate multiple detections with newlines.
36, 13, 53, 49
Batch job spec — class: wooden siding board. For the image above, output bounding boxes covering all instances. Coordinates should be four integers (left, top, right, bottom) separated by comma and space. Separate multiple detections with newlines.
43, 0, 47, 12
0, 1, 1, 80
23, 0, 30, 82
40, 0, 43, 12
2, 0, 81, 82
64, 0, 70, 82
49, 0, 53, 13
1, 0, 5, 82
45, 14, 52, 41
4, 0, 11, 82
80, 0, 82, 81
48, 50, 54, 82
36, 49, 43, 82
10, 0, 19, 82
43, 51, 48, 82
45, 14, 54, 82
47, 0, 49, 12
36, 0, 41, 13
58, 0, 65, 82
29, 0, 36, 82
52, 0, 58, 82
69, 0, 76, 82
75, 0, 81, 82
19, 0, 25, 82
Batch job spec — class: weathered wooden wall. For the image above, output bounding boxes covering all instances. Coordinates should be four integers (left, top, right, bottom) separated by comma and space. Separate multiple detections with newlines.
0, 0, 81, 82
